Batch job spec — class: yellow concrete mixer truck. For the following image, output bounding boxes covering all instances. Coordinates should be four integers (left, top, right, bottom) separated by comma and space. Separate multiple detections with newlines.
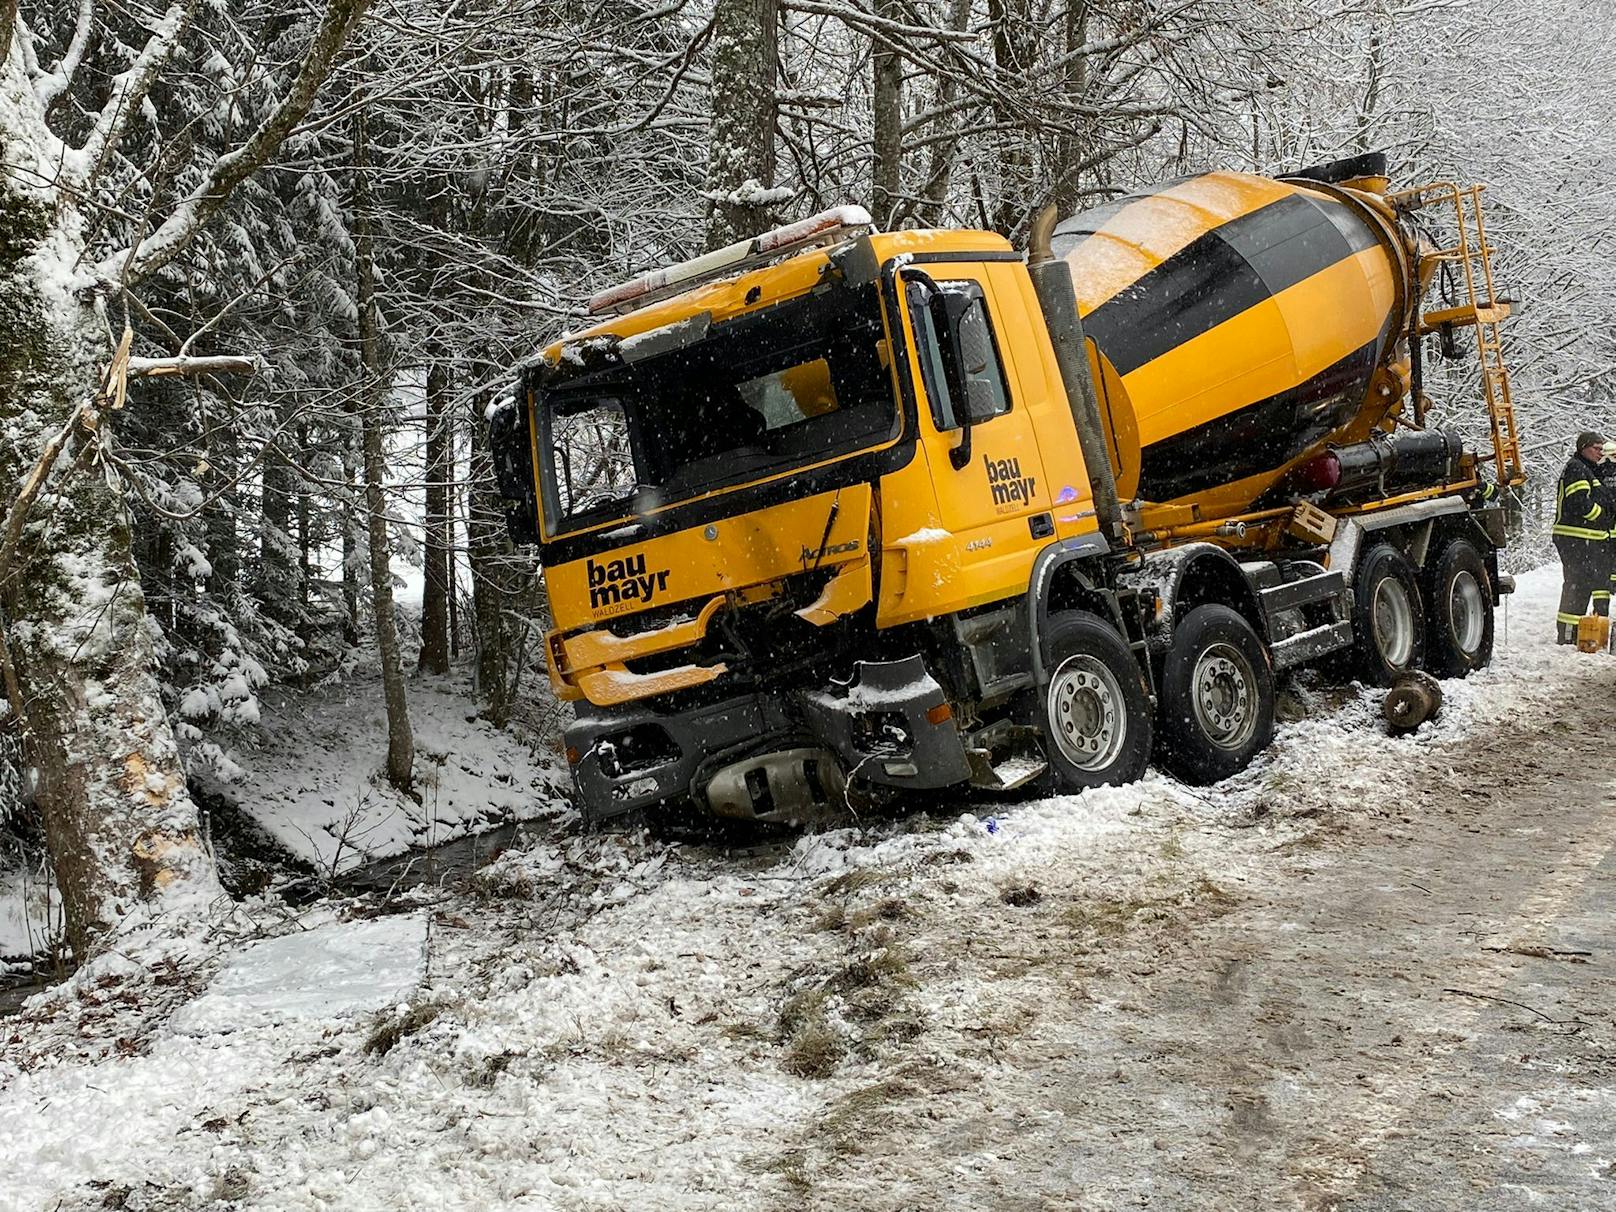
490, 152, 1526, 822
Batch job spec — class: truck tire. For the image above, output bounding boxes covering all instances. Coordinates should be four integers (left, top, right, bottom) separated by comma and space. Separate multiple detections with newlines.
1156, 605, 1275, 785
1423, 539, 1494, 677
1351, 543, 1425, 685
1035, 610, 1153, 792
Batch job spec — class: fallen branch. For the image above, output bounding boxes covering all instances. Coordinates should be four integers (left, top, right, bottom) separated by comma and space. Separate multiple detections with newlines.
126, 354, 260, 378
0, 330, 257, 589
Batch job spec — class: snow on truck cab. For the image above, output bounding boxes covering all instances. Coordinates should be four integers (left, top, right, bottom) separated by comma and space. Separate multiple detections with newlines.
490, 152, 1526, 825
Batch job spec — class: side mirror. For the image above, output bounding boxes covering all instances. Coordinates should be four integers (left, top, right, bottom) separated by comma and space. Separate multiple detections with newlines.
942, 290, 989, 375
489, 383, 540, 545
964, 377, 998, 415
902, 268, 975, 470
938, 289, 985, 470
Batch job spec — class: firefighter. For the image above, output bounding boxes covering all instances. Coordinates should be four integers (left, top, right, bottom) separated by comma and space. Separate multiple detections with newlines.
1552, 431, 1614, 644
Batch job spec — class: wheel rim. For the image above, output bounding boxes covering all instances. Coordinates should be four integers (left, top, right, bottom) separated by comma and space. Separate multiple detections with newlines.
1047, 655, 1127, 772
1190, 642, 1259, 751
1449, 569, 1486, 655
1371, 575, 1415, 668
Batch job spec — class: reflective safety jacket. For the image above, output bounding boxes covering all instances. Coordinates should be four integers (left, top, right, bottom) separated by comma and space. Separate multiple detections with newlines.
1553, 453, 1613, 543
1602, 464, 1616, 539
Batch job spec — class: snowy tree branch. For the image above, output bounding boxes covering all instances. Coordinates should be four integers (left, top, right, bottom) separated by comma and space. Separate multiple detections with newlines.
289, 6, 530, 139
127, 354, 261, 378
34, 0, 95, 110
103, 0, 372, 288
71, 0, 199, 189
783, 0, 976, 43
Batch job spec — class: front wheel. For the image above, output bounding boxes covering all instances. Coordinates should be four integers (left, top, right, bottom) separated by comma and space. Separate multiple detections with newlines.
1423, 539, 1495, 677
1156, 605, 1276, 785
1035, 610, 1153, 792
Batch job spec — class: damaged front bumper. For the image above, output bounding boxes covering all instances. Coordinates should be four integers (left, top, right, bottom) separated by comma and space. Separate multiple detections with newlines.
564, 654, 972, 823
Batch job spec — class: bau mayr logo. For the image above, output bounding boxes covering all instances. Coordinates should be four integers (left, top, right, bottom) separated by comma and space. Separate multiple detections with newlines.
587, 552, 670, 610
984, 454, 1037, 508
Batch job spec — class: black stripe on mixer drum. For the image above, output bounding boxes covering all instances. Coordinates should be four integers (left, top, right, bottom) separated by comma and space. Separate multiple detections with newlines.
1134, 339, 1382, 503
1082, 193, 1372, 378
1313, 194, 1384, 258
1220, 192, 1375, 292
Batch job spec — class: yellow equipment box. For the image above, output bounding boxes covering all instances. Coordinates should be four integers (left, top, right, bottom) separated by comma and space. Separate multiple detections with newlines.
1577, 614, 1610, 654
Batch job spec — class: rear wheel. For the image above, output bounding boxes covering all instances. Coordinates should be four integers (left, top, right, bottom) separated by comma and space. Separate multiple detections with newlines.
1156, 605, 1275, 785
1351, 543, 1425, 685
1424, 539, 1495, 677
1035, 610, 1153, 792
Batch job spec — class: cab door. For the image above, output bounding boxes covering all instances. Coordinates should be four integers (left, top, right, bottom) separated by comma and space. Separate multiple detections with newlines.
898, 266, 1054, 614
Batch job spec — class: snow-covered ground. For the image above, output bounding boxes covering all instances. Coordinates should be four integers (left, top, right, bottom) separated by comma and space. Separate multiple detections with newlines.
0, 862, 56, 965
1, 564, 1610, 1211
0, 668, 568, 960
201, 671, 571, 877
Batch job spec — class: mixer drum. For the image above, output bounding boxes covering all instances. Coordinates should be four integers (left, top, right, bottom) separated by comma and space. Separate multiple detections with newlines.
1052, 172, 1405, 506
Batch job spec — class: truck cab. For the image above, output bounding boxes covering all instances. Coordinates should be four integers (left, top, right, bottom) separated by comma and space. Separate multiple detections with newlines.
495, 215, 1118, 821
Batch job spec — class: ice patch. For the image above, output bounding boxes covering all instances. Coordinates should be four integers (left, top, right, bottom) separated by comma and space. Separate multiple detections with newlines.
170, 914, 427, 1035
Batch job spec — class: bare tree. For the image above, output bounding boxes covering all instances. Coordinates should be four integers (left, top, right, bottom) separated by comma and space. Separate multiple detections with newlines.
706, 0, 782, 246
419, 364, 452, 676
351, 107, 414, 794
870, 0, 904, 226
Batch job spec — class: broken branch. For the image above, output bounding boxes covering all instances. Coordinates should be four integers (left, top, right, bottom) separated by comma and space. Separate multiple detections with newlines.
127, 354, 260, 378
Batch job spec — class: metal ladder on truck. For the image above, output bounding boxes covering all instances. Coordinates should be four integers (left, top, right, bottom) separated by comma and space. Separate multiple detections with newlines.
1387, 181, 1527, 488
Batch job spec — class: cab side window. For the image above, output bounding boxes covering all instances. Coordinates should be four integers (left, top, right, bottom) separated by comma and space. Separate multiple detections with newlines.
906, 279, 1012, 430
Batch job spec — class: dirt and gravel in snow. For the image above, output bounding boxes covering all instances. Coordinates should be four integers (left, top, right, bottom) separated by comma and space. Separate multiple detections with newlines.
3, 569, 1615, 1211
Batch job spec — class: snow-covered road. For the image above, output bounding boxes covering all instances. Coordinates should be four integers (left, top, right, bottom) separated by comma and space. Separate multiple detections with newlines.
3, 566, 1615, 1211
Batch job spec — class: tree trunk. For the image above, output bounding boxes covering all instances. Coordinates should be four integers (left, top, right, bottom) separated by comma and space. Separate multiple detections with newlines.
1052, 1, 1092, 218
259, 441, 297, 625
705, 0, 780, 248
341, 441, 360, 646
0, 57, 217, 955
988, 0, 1036, 235
447, 443, 461, 660
352, 110, 413, 793
418, 362, 451, 675
1356, 29, 1385, 154
203, 396, 240, 594
296, 423, 312, 619
908, 0, 972, 228
871, 0, 903, 228
465, 393, 511, 725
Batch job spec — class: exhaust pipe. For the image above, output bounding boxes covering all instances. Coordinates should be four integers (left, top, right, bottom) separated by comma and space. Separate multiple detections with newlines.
1026, 206, 1123, 539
